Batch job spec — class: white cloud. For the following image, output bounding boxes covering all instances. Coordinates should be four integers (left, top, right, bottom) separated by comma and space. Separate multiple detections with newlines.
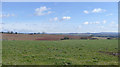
50, 17, 58, 21
89, 21, 100, 24
83, 10, 89, 14
92, 8, 106, 13
50, 16, 71, 22
2, 22, 76, 33
84, 21, 100, 25
62, 16, 71, 20
83, 8, 106, 14
0, 14, 15, 18
83, 20, 108, 25
34, 6, 52, 16
84, 22, 89, 25
103, 20, 107, 24
94, 21, 100, 24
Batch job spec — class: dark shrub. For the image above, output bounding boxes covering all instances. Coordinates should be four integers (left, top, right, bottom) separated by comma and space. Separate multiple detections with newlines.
64, 36, 69, 40
61, 36, 69, 40
107, 38, 112, 39
10, 31, 13, 34
15, 32, 17, 34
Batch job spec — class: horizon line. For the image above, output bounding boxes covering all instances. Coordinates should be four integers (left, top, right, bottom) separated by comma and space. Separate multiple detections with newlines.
0, 31, 118, 34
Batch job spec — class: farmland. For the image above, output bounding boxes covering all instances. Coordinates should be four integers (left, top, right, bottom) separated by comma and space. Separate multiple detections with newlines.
2, 33, 85, 41
1, 2, 118, 66
2, 39, 118, 65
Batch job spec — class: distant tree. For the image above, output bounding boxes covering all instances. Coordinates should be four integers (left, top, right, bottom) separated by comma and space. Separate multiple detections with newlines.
34, 33, 37, 34
29, 33, 33, 35
15, 32, 17, 34
37, 32, 40, 34
107, 38, 112, 40
61, 36, 69, 40
10, 31, 14, 34
90, 34, 94, 37
7, 31, 11, 34
42, 32, 45, 34
64, 36, 69, 40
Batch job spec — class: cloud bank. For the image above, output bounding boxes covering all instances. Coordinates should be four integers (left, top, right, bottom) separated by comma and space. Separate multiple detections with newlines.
34, 6, 52, 16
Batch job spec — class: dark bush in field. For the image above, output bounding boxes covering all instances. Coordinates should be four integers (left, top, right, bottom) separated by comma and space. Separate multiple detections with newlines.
33, 33, 37, 34
61, 36, 69, 40
15, 32, 17, 34
29, 33, 34, 35
80, 37, 88, 39
107, 38, 112, 39
90, 38, 98, 40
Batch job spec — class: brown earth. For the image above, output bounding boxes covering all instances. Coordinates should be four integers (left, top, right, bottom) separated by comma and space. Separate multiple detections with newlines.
2, 33, 90, 41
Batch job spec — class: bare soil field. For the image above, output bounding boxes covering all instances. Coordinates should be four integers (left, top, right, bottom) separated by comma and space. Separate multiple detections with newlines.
2, 33, 85, 41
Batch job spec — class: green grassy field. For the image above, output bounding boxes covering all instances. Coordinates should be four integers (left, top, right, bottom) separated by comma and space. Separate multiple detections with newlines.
2, 40, 118, 65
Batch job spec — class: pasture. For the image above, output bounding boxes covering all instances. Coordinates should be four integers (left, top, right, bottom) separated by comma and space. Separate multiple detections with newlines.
2, 40, 118, 65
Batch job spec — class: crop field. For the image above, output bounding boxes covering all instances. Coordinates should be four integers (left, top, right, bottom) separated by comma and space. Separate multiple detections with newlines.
2, 39, 118, 65
2, 34, 83, 41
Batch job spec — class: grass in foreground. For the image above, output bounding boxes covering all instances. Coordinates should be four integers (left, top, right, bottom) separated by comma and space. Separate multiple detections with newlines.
2, 40, 118, 65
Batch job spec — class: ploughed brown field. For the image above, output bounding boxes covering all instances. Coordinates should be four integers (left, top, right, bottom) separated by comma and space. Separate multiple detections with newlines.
2, 33, 90, 41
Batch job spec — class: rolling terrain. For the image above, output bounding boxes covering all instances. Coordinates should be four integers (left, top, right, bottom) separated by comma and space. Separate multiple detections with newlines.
2, 33, 118, 65
2, 33, 90, 41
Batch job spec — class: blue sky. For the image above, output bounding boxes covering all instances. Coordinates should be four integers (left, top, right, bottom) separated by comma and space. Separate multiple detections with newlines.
1, 2, 118, 33
2, 0, 119, 2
